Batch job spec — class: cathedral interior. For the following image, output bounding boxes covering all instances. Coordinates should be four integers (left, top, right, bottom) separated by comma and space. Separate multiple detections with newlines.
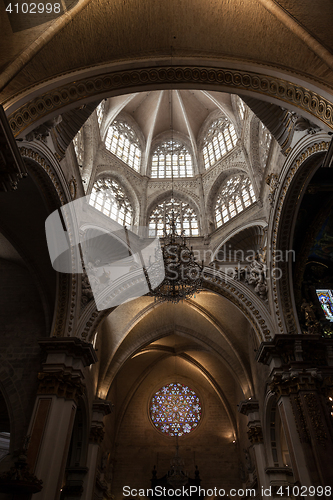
1, 1, 333, 499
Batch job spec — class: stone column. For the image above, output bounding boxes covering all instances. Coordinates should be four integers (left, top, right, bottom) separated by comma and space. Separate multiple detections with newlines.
257, 334, 333, 491
25, 338, 97, 500
81, 400, 112, 500
239, 399, 270, 497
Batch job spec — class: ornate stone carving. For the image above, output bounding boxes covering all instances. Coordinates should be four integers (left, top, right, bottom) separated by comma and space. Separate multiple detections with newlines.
25, 116, 62, 143
247, 425, 263, 444
81, 270, 94, 310
265, 172, 279, 206
0, 453, 43, 494
234, 251, 268, 302
69, 176, 78, 200
270, 140, 329, 334
89, 426, 105, 444
9, 67, 333, 139
37, 372, 85, 402
304, 393, 328, 446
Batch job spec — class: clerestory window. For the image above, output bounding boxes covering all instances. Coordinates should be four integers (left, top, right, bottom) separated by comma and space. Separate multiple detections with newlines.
105, 120, 141, 171
73, 129, 84, 165
89, 177, 133, 226
203, 118, 237, 169
151, 140, 193, 178
215, 174, 256, 227
237, 97, 246, 121
149, 198, 199, 237
96, 101, 106, 127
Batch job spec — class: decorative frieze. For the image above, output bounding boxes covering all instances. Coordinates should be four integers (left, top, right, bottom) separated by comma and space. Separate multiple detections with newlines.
37, 371, 85, 403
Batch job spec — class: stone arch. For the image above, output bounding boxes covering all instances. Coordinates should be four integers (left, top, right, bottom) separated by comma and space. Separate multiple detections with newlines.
212, 220, 268, 259
6, 64, 333, 141
267, 132, 331, 334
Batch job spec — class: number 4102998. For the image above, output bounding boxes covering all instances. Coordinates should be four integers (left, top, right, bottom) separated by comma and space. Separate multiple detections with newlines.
5, 3, 61, 14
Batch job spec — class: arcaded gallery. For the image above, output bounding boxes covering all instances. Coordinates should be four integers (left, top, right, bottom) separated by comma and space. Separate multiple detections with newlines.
1, 1, 333, 499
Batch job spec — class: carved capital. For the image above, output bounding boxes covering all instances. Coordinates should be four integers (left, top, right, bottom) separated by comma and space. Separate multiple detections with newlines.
247, 425, 263, 445
39, 337, 98, 368
89, 425, 105, 444
269, 371, 320, 397
238, 399, 259, 416
37, 371, 85, 403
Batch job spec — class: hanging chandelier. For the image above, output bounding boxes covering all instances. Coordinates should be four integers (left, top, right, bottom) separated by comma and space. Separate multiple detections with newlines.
145, 89, 203, 303
146, 210, 203, 303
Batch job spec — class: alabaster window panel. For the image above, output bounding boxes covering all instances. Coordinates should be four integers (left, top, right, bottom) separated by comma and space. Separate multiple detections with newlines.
203, 118, 237, 169
73, 128, 84, 165
150, 383, 202, 437
151, 140, 193, 178
149, 198, 199, 237
105, 120, 141, 171
215, 174, 256, 227
96, 100, 106, 127
89, 177, 133, 226
237, 97, 246, 121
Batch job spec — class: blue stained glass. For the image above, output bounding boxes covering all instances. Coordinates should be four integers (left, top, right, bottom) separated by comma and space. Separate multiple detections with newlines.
150, 383, 201, 437
316, 289, 333, 322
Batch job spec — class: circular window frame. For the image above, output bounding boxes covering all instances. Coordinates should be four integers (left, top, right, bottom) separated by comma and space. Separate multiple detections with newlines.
148, 381, 203, 438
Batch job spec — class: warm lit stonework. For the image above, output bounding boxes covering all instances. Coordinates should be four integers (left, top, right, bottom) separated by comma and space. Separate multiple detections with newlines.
1, 2, 333, 499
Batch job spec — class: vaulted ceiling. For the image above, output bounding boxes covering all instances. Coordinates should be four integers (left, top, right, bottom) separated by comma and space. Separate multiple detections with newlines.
1, 0, 333, 108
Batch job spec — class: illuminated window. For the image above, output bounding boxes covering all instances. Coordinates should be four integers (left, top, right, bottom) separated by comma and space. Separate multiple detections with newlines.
215, 174, 256, 227
238, 97, 246, 120
89, 177, 133, 226
259, 122, 272, 168
150, 383, 201, 437
151, 140, 193, 178
105, 120, 141, 171
96, 101, 106, 127
316, 290, 333, 323
148, 198, 199, 237
203, 118, 237, 169
73, 129, 84, 165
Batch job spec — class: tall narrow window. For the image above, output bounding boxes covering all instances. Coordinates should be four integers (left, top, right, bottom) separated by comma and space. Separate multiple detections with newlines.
89, 177, 133, 226
237, 97, 246, 120
73, 129, 84, 165
202, 118, 237, 169
259, 122, 272, 168
151, 140, 193, 178
96, 101, 106, 127
149, 198, 199, 237
105, 120, 141, 171
215, 174, 256, 227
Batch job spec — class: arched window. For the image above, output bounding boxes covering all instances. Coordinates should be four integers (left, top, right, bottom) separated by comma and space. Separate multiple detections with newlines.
151, 140, 193, 178
203, 118, 237, 169
237, 97, 246, 120
149, 198, 199, 237
73, 129, 84, 165
89, 177, 133, 226
96, 101, 106, 127
105, 120, 141, 171
215, 174, 256, 227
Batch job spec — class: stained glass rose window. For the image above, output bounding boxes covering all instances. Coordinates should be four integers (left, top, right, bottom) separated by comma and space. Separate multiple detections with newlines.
150, 383, 201, 436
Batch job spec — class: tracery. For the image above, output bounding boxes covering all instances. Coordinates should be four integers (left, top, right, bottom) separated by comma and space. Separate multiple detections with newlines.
105, 120, 141, 171
150, 383, 201, 437
149, 198, 199, 237
215, 174, 256, 227
203, 117, 237, 169
151, 140, 193, 178
89, 177, 133, 226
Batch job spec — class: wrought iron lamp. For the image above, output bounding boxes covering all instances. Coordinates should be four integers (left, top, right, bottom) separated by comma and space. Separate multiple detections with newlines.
146, 210, 203, 303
